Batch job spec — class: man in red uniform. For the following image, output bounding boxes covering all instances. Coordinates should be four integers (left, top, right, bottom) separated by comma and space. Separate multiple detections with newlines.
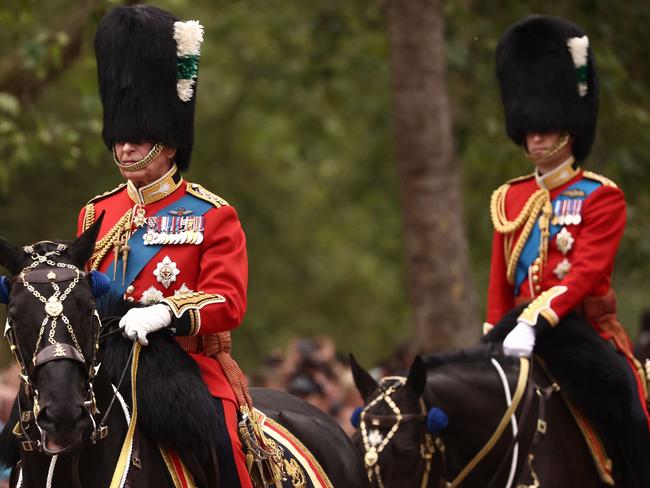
78, 5, 252, 487
487, 16, 650, 485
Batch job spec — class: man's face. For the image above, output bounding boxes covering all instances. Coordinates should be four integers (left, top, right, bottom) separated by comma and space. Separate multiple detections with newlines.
525, 132, 562, 158
114, 141, 176, 187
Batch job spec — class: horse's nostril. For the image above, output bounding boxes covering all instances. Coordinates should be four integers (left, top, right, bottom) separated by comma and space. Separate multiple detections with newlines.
37, 407, 54, 427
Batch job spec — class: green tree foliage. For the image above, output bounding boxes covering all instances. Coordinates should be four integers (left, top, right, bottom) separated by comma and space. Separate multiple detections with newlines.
0, 0, 648, 370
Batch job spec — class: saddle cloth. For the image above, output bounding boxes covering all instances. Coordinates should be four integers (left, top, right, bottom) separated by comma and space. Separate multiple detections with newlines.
159, 410, 334, 488
159, 448, 196, 488
562, 397, 615, 486
254, 408, 334, 488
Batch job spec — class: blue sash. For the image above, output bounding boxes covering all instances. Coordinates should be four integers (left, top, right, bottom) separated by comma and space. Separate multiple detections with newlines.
107, 194, 213, 297
514, 178, 601, 294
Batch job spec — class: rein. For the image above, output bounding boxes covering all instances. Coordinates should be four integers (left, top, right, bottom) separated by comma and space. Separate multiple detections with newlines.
444, 357, 530, 488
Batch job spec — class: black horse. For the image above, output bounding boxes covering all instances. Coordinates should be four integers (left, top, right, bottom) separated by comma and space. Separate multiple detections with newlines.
0, 222, 368, 487
350, 317, 640, 488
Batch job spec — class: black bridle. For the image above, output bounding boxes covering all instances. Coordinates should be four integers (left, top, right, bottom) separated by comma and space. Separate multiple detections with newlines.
358, 377, 439, 488
358, 359, 556, 488
5, 246, 108, 454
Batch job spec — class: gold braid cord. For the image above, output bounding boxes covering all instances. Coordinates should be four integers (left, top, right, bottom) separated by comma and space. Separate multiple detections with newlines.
490, 185, 552, 284
90, 209, 133, 271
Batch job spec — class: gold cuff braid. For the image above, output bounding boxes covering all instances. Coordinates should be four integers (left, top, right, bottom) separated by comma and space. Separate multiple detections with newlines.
517, 285, 567, 327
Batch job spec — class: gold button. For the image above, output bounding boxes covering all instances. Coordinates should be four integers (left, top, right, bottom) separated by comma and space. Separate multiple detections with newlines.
532, 275, 539, 282
126, 297, 135, 303
126, 285, 135, 294
531, 265, 539, 273
535, 285, 541, 292
534, 257, 541, 265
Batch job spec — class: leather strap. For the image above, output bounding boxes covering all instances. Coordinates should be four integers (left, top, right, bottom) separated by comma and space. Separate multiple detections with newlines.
34, 343, 85, 367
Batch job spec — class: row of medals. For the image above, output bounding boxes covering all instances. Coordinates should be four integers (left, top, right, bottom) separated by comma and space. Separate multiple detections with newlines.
133, 207, 205, 246
552, 198, 583, 226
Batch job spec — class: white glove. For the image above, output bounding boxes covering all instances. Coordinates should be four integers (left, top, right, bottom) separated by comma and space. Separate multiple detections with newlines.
120, 304, 172, 346
502, 322, 536, 357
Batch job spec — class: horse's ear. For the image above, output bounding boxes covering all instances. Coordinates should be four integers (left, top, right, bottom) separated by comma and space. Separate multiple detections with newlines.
405, 356, 427, 396
349, 354, 379, 404
67, 213, 104, 269
0, 236, 25, 276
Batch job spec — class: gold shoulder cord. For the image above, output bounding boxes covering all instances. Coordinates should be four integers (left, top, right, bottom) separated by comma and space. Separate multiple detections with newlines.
490, 185, 552, 284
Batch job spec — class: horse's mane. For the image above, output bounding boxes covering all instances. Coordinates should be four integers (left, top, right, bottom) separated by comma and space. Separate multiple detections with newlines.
422, 343, 505, 368
97, 292, 221, 465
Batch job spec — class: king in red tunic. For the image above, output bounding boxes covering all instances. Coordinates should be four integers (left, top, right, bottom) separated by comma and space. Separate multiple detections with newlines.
87, 5, 253, 486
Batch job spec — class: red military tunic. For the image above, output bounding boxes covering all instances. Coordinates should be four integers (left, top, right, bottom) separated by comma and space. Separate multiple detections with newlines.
486, 160, 625, 336
486, 158, 649, 426
77, 164, 247, 404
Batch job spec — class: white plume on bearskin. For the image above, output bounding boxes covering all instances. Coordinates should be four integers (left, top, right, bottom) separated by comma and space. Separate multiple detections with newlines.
173, 20, 204, 56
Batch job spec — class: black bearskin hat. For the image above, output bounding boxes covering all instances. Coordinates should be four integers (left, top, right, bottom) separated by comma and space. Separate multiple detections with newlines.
95, 5, 204, 171
496, 16, 598, 162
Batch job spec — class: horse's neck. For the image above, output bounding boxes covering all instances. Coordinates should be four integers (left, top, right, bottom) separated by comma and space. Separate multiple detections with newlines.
427, 361, 520, 479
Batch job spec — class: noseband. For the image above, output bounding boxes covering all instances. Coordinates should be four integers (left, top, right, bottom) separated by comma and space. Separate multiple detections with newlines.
4, 245, 105, 453
359, 377, 439, 488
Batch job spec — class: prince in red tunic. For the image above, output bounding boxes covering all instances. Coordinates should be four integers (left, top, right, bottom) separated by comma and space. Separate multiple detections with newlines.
487, 16, 650, 486
81, 6, 253, 487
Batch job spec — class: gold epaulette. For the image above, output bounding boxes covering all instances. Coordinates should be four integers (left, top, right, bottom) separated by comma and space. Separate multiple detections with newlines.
82, 184, 127, 232
82, 203, 95, 232
186, 182, 229, 208
583, 171, 617, 188
506, 172, 535, 185
85, 183, 127, 205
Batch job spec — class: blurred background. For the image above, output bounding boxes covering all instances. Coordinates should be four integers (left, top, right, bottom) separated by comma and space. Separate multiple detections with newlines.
0, 0, 648, 397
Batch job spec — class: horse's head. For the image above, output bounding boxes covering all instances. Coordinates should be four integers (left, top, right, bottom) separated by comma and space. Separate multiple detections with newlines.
350, 355, 448, 488
0, 218, 107, 454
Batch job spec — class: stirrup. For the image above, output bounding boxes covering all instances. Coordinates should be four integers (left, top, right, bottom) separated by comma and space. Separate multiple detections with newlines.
238, 407, 283, 488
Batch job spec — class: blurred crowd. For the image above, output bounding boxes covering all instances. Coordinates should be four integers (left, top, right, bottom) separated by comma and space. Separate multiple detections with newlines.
250, 336, 415, 435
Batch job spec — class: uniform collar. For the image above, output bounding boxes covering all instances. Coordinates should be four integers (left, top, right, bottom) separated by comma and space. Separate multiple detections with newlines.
535, 157, 579, 190
127, 165, 183, 205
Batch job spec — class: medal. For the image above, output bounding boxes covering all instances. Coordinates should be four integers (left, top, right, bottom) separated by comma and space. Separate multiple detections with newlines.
153, 256, 180, 288
555, 227, 574, 255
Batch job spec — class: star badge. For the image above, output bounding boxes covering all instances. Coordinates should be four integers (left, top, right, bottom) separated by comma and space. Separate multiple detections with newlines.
153, 256, 180, 289
555, 227, 575, 255
140, 285, 164, 305
174, 283, 193, 297
553, 258, 572, 280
